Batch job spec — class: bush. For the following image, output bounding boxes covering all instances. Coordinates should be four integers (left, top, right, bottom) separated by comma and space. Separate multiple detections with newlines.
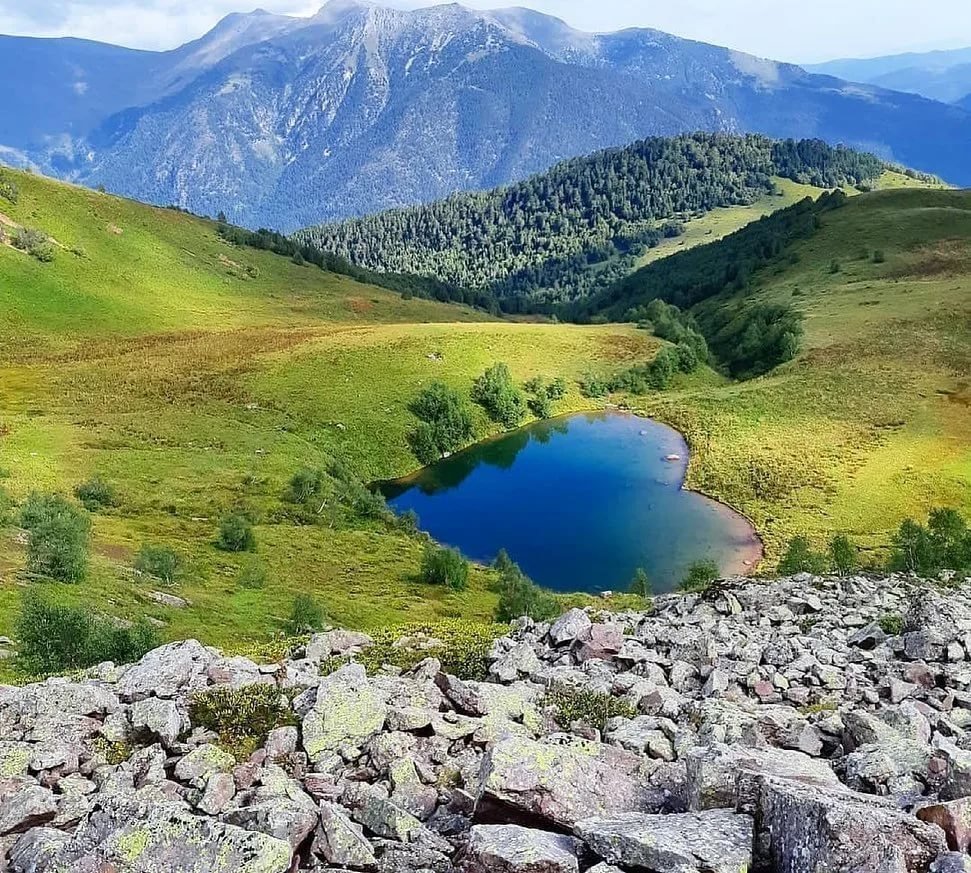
472, 363, 527, 428
528, 392, 554, 419
19, 493, 90, 583
408, 382, 474, 463
189, 684, 296, 760
679, 559, 720, 593
878, 613, 904, 636
73, 477, 118, 512
525, 376, 567, 418
284, 468, 325, 504
288, 593, 324, 634
889, 509, 971, 578
359, 621, 506, 680
134, 544, 183, 585
216, 513, 256, 552
421, 544, 470, 591
778, 536, 826, 575
543, 684, 635, 731
494, 551, 559, 623
629, 567, 651, 599
16, 588, 159, 675
12, 227, 55, 263
578, 374, 609, 399
829, 535, 858, 576
0, 173, 19, 204
236, 557, 268, 590
872, 250, 886, 264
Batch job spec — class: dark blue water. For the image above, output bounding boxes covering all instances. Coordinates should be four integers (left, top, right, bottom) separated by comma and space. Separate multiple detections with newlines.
381, 412, 762, 594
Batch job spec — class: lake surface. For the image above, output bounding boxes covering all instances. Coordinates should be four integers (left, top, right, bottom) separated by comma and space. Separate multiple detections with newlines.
381, 412, 762, 594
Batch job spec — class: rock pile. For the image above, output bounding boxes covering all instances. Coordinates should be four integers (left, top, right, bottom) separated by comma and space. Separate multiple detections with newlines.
4, 572, 971, 871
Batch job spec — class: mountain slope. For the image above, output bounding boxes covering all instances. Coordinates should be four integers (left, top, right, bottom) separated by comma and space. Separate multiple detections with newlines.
5, 1, 971, 229
297, 134, 890, 306
809, 48, 971, 104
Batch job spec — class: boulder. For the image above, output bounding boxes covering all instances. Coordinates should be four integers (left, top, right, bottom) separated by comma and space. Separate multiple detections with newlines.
7, 827, 70, 873
130, 697, 187, 747
117, 640, 217, 700
918, 799, 971, 853
751, 776, 947, 873
933, 853, 971, 873
0, 786, 57, 836
173, 743, 235, 786
464, 824, 580, 873
477, 735, 663, 829
222, 792, 318, 850
575, 810, 753, 873
548, 610, 592, 647
313, 801, 377, 869
306, 630, 374, 661
302, 664, 387, 762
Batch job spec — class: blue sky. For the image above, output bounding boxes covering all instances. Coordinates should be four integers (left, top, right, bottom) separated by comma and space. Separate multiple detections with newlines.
1, 0, 969, 62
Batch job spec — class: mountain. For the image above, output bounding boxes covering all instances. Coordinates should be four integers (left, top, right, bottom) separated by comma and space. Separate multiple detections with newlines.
297, 134, 898, 307
808, 47, 971, 104
5, 1, 971, 229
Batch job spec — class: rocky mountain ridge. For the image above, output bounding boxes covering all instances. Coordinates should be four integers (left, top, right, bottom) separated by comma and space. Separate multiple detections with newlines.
4, 571, 971, 871
5, 1, 971, 229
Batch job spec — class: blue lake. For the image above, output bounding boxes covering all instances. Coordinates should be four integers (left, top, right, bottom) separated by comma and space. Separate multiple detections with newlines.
381, 412, 762, 594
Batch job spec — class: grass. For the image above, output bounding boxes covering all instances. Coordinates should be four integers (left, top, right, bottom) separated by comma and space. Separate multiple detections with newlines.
628, 187, 971, 563
0, 167, 651, 654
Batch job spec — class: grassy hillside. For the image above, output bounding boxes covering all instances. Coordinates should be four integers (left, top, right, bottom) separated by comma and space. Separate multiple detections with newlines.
0, 168, 652, 650
620, 188, 971, 562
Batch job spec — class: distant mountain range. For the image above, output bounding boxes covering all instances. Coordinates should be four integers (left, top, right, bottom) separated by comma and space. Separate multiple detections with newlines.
809, 47, 971, 105
4, 1, 971, 230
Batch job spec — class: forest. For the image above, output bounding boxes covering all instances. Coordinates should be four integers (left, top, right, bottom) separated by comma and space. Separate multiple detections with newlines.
296, 135, 886, 307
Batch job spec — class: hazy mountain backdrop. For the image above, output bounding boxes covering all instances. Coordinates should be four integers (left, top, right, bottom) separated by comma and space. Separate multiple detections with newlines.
4, 0, 971, 230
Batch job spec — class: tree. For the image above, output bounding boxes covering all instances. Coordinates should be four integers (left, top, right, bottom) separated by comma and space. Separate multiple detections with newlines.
629, 568, 651, 599
19, 493, 91, 583
216, 513, 256, 553
494, 553, 559, 623
408, 382, 474, 462
679, 559, 720, 593
421, 544, 470, 591
289, 593, 324, 634
778, 536, 825, 575
472, 364, 527, 428
134, 545, 183, 585
829, 535, 858, 576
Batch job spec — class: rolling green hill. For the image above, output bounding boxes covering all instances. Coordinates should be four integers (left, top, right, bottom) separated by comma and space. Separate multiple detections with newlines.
0, 167, 652, 651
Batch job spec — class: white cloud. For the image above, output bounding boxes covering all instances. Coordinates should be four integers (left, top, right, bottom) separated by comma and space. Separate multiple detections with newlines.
1, 0, 970, 61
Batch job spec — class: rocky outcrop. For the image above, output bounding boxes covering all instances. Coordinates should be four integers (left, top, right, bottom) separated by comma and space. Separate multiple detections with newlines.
4, 572, 971, 872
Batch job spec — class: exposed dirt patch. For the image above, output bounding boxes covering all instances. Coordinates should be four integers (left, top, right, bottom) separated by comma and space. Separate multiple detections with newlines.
888, 240, 971, 279
347, 297, 375, 315
106, 224, 123, 235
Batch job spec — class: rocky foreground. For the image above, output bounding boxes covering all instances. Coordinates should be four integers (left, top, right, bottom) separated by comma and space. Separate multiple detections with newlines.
6, 573, 971, 872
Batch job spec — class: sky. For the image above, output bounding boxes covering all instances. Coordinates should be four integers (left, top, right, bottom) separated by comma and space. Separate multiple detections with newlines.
1, 0, 970, 63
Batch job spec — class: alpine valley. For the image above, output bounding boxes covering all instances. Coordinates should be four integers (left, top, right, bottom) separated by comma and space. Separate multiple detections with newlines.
6, 0, 971, 229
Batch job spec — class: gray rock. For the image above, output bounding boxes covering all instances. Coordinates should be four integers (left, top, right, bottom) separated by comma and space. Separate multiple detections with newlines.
302, 664, 388, 762
477, 735, 662, 829
7, 827, 70, 873
313, 801, 377, 868
548, 610, 592, 647
752, 776, 947, 873
117, 639, 218, 700
198, 772, 236, 815
173, 743, 235, 786
932, 853, 971, 873
222, 792, 318, 850
130, 696, 187, 746
464, 824, 580, 873
575, 809, 753, 873
265, 725, 299, 761
306, 629, 374, 661
0, 786, 57, 836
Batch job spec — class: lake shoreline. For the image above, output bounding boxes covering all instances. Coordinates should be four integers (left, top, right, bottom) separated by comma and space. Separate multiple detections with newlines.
378, 410, 765, 586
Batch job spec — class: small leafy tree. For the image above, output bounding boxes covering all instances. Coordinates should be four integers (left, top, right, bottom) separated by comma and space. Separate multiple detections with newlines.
284, 468, 325, 505
289, 593, 324, 634
421, 544, 470, 591
74, 477, 119, 512
829, 534, 858, 576
494, 552, 558, 622
778, 536, 826, 575
236, 557, 268, 590
19, 493, 91, 583
679, 559, 720, 593
134, 544, 183, 585
629, 567, 652, 599
216, 513, 256, 553
472, 363, 527, 428
408, 382, 474, 463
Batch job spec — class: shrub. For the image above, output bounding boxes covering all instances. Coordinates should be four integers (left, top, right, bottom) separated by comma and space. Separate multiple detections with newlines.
578, 374, 609, 399
359, 621, 506, 680
19, 492, 90, 583
409, 382, 474, 461
134, 544, 183, 585
328, 460, 393, 523
216, 513, 256, 552
288, 593, 324, 634
679, 559, 720, 593
236, 557, 268, 590
408, 422, 441, 465
629, 567, 652, 599
544, 684, 635, 731
12, 227, 55, 263
284, 468, 325, 504
16, 588, 159, 675
472, 363, 527, 428
778, 537, 827, 575
872, 250, 886, 264
0, 173, 19, 204
829, 535, 858, 576
421, 544, 470, 591
494, 552, 559, 623
189, 684, 296, 760
74, 477, 118, 512
878, 613, 904, 636
889, 509, 971, 578
528, 392, 554, 419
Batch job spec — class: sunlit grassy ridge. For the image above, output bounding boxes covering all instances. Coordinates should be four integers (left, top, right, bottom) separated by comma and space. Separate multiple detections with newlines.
0, 168, 650, 648
631, 187, 971, 563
